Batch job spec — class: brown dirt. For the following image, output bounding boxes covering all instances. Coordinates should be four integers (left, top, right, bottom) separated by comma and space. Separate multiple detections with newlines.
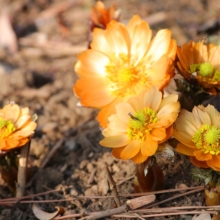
0, 0, 219, 219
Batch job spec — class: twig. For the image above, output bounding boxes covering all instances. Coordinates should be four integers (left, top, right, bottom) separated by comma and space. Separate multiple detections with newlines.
0, 185, 73, 201
116, 175, 135, 186
105, 165, 121, 207
119, 185, 204, 197
81, 195, 155, 220
16, 140, 31, 198
0, 185, 204, 203
113, 211, 216, 218
83, 205, 128, 220
145, 187, 203, 208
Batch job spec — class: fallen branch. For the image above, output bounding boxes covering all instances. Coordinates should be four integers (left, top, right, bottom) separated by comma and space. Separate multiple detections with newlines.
80, 195, 155, 220
146, 187, 203, 208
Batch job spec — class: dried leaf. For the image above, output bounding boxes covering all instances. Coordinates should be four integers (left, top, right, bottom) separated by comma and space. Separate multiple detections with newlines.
32, 204, 64, 220
192, 212, 211, 220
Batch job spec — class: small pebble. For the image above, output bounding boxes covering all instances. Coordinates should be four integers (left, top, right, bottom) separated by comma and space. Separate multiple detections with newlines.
175, 183, 188, 193
98, 178, 109, 195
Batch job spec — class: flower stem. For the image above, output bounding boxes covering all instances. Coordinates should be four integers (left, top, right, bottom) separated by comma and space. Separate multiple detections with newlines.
134, 157, 164, 193
16, 140, 31, 198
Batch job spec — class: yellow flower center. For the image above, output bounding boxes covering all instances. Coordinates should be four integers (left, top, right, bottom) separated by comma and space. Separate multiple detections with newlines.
192, 124, 220, 155
199, 62, 213, 77
117, 67, 133, 83
105, 53, 150, 97
0, 118, 16, 139
127, 107, 158, 142
189, 62, 220, 82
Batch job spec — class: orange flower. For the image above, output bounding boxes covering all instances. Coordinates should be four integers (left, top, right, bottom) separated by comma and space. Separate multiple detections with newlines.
100, 87, 180, 164
90, 1, 120, 29
0, 103, 37, 152
173, 105, 220, 171
74, 15, 177, 127
177, 40, 220, 89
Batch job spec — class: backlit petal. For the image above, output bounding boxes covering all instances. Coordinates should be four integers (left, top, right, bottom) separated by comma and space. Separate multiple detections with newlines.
144, 87, 162, 111
115, 103, 135, 123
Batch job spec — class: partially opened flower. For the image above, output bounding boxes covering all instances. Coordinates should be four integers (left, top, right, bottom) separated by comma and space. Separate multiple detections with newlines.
90, 1, 120, 30
0, 103, 37, 152
177, 40, 220, 89
100, 87, 180, 163
74, 15, 177, 127
173, 104, 220, 171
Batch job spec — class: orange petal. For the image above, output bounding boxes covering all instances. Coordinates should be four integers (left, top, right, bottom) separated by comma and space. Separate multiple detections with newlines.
115, 102, 135, 123
99, 134, 129, 148
206, 155, 220, 171
120, 140, 140, 159
17, 121, 37, 132
158, 94, 178, 111
91, 28, 113, 56
193, 150, 212, 161
157, 102, 180, 125
0, 140, 7, 151
102, 127, 125, 137
3, 104, 20, 123
105, 21, 130, 56
112, 146, 125, 159
128, 91, 145, 111
108, 114, 128, 132
190, 156, 209, 168
150, 128, 166, 141
160, 125, 173, 143
75, 50, 109, 78
15, 115, 30, 128
145, 29, 171, 62
141, 134, 158, 156
97, 98, 121, 128
132, 150, 148, 164
205, 104, 220, 127
74, 78, 114, 108
193, 107, 211, 125
127, 15, 152, 63
173, 130, 196, 148
5, 139, 20, 149
176, 143, 195, 156
144, 87, 162, 111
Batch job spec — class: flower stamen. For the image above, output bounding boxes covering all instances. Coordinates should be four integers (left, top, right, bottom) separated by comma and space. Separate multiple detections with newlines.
105, 53, 150, 97
192, 124, 220, 155
127, 108, 158, 142
0, 118, 16, 139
